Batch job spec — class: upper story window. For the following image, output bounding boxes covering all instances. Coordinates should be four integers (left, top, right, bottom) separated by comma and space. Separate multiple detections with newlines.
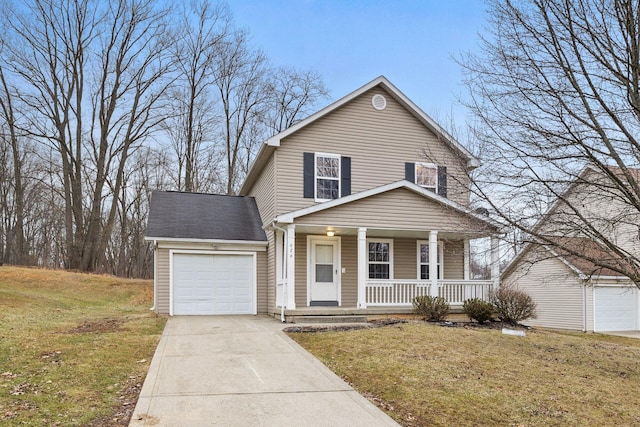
315, 153, 340, 201
304, 152, 351, 201
405, 162, 447, 198
416, 162, 437, 191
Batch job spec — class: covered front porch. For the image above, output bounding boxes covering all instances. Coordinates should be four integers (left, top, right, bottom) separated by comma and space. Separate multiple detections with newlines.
273, 223, 500, 320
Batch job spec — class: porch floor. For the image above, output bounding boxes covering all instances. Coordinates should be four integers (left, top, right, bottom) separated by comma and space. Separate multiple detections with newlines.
275, 305, 466, 323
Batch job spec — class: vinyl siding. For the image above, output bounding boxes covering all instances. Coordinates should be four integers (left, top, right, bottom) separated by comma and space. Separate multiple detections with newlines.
294, 188, 487, 234
443, 240, 464, 280
265, 230, 276, 315
504, 247, 585, 331
248, 153, 276, 224
275, 86, 470, 215
157, 248, 170, 314
394, 238, 416, 279
154, 243, 267, 315
295, 234, 308, 307
341, 235, 358, 306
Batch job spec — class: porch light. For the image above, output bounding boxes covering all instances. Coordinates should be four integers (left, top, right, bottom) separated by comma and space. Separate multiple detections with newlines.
326, 230, 335, 237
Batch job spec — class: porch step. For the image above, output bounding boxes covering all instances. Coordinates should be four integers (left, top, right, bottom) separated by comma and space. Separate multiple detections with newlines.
290, 315, 369, 324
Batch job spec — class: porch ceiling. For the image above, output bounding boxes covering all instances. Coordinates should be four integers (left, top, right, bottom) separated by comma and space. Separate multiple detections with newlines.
292, 224, 491, 240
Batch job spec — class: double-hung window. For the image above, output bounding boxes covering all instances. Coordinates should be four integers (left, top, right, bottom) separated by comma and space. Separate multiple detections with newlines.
415, 162, 438, 192
368, 239, 393, 279
315, 153, 340, 201
417, 240, 443, 280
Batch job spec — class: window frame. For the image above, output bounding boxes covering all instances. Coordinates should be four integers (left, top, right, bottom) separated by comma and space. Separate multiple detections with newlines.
314, 152, 341, 202
417, 240, 443, 280
366, 238, 394, 280
415, 162, 438, 192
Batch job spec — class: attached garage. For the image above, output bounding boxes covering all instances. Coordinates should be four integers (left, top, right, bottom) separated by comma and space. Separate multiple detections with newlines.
145, 191, 268, 316
594, 286, 639, 332
172, 253, 256, 315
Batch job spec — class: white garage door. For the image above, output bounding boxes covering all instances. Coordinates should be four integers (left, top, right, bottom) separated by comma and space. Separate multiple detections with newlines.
594, 286, 639, 332
172, 253, 254, 315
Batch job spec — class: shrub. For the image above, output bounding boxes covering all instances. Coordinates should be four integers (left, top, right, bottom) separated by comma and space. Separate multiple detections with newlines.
413, 295, 450, 321
463, 298, 495, 324
490, 286, 537, 325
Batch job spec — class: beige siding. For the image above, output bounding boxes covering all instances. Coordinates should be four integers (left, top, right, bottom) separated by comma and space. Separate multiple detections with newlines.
295, 234, 308, 307
341, 235, 358, 306
265, 230, 276, 315
275, 86, 470, 215
443, 240, 464, 280
504, 247, 586, 331
256, 249, 267, 314
295, 188, 488, 234
248, 154, 276, 224
394, 238, 416, 280
156, 248, 170, 314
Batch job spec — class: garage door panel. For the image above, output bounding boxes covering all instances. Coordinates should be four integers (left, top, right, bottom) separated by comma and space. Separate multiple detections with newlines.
172, 253, 254, 315
594, 287, 638, 332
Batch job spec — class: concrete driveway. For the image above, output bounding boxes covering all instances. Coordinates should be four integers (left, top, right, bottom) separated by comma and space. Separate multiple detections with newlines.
130, 316, 399, 426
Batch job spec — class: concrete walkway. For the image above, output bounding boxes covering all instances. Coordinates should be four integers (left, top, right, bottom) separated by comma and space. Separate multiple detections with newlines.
130, 316, 399, 426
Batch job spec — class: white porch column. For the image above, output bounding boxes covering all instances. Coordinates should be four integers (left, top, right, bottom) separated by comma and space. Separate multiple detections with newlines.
357, 227, 367, 308
286, 224, 296, 309
463, 238, 471, 281
275, 231, 284, 307
490, 235, 500, 289
429, 230, 439, 297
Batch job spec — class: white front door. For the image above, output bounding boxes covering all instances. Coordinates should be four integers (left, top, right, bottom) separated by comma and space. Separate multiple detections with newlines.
309, 238, 340, 305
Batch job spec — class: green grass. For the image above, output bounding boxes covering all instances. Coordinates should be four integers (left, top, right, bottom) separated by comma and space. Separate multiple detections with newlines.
288, 322, 640, 426
0, 266, 166, 426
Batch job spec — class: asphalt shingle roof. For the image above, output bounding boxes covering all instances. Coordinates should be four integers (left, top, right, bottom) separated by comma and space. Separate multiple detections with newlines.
146, 191, 267, 242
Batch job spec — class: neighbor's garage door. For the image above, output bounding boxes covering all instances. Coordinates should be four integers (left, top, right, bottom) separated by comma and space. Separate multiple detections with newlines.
172, 253, 254, 315
594, 286, 639, 332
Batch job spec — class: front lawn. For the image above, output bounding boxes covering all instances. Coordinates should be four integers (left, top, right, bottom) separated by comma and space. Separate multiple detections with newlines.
288, 322, 640, 426
0, 266, 166, 426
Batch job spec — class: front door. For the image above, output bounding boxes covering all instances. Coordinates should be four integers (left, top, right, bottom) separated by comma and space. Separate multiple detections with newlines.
309, 238, 340, 306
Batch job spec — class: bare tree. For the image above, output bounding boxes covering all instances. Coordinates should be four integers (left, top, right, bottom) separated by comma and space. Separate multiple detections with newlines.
211, 28, 269, 194
461, 0, 640, 285
163, 0, 229, 193
264, 67, 329, 133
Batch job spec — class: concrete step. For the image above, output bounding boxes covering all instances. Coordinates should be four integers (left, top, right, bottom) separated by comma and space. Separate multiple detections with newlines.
291, 315, 368, 324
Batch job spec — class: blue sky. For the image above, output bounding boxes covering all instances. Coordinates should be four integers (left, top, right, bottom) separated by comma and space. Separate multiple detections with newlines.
231, 0, 488, 124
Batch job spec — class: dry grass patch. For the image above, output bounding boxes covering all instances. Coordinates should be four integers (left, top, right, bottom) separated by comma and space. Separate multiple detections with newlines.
288, 322, 640, 426
0, 266, 166, 426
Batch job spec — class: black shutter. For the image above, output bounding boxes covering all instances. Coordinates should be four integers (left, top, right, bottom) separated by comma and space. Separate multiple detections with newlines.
341, 156, 351, 197
303, 152, 314, 198
437, 166, 447, 198
405, 162, 415, 183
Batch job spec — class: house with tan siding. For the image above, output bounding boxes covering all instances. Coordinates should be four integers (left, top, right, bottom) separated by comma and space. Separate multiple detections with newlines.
146, 76, 502, 321
502, 167, 640, 332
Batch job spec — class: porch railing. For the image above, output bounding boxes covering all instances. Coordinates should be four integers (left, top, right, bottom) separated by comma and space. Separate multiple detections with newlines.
365, 279, 493, 306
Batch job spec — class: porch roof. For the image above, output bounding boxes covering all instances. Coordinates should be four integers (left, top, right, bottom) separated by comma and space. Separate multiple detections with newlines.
273, 180, 502, 238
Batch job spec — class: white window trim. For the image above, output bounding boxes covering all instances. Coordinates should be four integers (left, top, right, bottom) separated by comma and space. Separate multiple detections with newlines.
314, 152, 341, 202
366, 238, 394, 280
417, 240, 443, 280
415, 162, 438, 192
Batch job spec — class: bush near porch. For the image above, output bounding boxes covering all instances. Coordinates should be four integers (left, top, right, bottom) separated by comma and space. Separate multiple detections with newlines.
288, 322, 640, 426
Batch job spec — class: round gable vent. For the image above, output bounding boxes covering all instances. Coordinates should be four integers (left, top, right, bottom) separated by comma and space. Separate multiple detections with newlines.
371, 94, 387, 111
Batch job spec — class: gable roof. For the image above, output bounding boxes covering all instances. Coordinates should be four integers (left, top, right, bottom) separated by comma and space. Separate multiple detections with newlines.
145, 191, 267, 243
240, 75, 480, 196
274, 180, 502, 231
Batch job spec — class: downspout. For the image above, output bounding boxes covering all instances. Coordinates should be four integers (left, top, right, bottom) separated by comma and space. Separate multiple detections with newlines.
271, 221, 288, 323
150, 240, 157, 312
